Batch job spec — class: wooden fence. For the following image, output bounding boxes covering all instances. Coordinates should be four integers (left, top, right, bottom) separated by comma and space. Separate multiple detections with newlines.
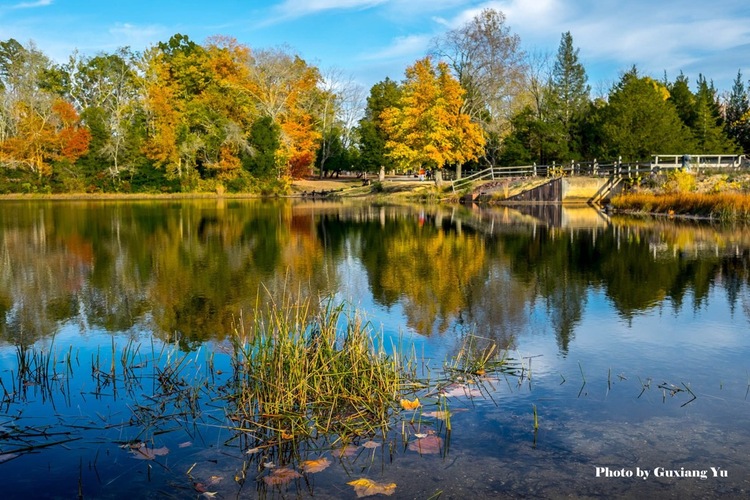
451, 154, 748, 193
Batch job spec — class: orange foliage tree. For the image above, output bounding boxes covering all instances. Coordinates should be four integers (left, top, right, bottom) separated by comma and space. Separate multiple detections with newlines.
381, 57, 485, 179
0, 98, 90, 177
242, 48, 323, 179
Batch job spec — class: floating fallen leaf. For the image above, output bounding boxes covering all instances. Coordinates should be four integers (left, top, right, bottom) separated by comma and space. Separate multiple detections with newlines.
120, 441, 144, 450
208, 475, 224, 485
347, 478, 397, 498
262, 467, 302, 485
414, 433, 428, 439
245, 447, 261, 455
400, 398, 421, 410
263, 461, 275, 469
280, 430, 294, 440
362, 440, 380, 449
178, 441, 192, 448
130, 446, 169, 460
193, 482, 207, 493
336, 444, 359, 458
407, 435, 442, 454
201, 492, 217, 498
300, 457, 331, 473
422, 410, 450, 420
441, 384, 481, 398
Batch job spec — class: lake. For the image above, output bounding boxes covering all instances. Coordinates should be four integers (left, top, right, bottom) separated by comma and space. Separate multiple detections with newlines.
1, 198, 749, 499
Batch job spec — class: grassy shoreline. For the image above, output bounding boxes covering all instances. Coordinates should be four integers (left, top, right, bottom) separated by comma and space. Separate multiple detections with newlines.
610, 191, 750, 220
5, 172, 750, 221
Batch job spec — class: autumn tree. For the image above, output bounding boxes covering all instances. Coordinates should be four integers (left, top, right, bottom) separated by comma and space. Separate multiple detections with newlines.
55, 48, 145, 189
0, 39, 90, 181
430, 8, 526, 167
142, 35, 257, 190
381, 57, 485, 183
242, 47, 323, 178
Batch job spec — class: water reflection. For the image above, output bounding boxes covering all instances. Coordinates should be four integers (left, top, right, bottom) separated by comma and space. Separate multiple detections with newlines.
1, 200, 749, 353
2, 200, 750, 498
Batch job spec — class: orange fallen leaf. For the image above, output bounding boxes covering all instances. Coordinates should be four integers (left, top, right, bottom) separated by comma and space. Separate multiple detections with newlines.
262, 467, 302, 485
347, 478, 397, 497
407, 435, 442, 454
400, 397, 421, 410
280, 430, 294, 440
300, 457, 331, 473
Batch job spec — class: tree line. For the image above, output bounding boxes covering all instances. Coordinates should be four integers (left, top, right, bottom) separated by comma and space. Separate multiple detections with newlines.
1, 8, 748, 194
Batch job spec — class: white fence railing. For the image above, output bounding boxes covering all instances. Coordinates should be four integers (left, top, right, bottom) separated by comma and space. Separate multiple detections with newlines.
451, 155, 748, 193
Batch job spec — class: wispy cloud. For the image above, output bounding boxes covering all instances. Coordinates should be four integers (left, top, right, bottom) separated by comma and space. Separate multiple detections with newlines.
109, 22, 164, 44
11, 0, 53, 9
359, 33, 431, 61
273, 0, 388, 19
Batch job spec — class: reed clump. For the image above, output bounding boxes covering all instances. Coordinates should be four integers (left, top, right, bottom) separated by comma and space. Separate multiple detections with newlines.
611, 192, 750, 220
223, 297, 415, 447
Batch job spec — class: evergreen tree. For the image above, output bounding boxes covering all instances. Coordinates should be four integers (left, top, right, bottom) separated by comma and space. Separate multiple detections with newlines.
601, 67, 692, 161
692, 75, 737, 152
724, 70, 750, 153
668, 72, 696, 129
244, 115, 280, 179
356, 78, 401, 173
548, 31, 590, 159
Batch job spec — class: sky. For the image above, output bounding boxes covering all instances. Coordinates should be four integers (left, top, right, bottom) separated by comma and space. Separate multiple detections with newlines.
2, 0, 750, 97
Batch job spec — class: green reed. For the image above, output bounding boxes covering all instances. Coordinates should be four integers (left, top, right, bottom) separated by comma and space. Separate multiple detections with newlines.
224, 296, 416, 448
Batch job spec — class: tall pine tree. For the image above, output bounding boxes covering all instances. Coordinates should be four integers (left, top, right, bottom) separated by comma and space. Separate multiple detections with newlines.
692, 75, 737, 152
548, 31, 590, 159
725, 70, 750, 153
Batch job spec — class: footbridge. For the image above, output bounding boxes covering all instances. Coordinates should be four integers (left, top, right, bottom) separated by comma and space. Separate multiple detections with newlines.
451, 154, 748, 204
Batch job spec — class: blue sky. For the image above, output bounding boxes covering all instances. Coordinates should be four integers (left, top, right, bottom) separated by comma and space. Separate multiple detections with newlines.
2, 0, 750, 95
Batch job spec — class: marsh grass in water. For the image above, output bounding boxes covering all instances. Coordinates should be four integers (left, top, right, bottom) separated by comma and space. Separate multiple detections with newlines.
222, 296, 418, 451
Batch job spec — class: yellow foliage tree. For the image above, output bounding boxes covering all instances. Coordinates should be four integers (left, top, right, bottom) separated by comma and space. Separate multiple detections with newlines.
381, 57, 485, 177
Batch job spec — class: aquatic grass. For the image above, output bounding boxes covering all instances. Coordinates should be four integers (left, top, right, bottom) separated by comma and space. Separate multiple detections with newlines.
444, 334, 517, 379
223, 297, 416, 451
611, 192, 750, 220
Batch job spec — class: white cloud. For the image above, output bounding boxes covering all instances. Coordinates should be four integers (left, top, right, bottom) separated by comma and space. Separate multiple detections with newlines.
108, 22, 164, 44
274, 0, 388, 18
11, 0, 53, 9
359, 33, 431, 62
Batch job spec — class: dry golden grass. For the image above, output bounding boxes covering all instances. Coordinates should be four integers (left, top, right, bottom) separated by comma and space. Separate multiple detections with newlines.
611, 192, 750, 219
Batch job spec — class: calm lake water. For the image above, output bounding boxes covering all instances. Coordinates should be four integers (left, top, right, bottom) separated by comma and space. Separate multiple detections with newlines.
1, 199, 749, 499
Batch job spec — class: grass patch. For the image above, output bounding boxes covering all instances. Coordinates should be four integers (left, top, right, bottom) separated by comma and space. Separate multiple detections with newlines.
611, 192, 750, 220
223, 296, 417, 448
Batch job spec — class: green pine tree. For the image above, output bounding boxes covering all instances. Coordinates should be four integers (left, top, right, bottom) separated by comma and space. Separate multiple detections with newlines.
724, 70, 750, 153
548, 31, 590, 159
